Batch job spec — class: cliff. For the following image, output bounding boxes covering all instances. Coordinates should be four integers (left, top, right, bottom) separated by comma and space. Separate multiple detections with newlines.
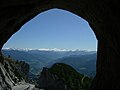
0, 55, 30, 90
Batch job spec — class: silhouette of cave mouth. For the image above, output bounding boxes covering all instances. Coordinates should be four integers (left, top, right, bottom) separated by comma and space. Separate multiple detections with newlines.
1, 9, 97, 89
3, 8, 97, 79
0, 1, 119, 90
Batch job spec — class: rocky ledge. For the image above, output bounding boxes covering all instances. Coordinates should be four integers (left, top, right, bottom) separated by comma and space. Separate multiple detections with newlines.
0, 55, 40, 90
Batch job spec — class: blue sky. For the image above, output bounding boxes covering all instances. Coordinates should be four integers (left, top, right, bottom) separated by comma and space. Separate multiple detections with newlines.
3, 9, 97, 51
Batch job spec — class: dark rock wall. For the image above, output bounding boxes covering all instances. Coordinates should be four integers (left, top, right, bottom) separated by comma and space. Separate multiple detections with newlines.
0, 0, 120, 89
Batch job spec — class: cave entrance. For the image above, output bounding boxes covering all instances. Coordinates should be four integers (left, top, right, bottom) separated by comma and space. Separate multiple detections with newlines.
2, 8, 97, 89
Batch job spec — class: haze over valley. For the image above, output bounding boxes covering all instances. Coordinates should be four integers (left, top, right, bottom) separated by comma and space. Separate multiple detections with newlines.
2, 48, 97, 77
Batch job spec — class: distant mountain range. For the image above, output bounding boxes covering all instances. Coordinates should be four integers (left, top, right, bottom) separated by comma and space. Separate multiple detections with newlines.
2, 48, 97, 77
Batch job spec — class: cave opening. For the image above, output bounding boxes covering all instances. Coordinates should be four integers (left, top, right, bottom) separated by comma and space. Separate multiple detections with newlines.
0, 0, 119, 89
2, 8, 97, 89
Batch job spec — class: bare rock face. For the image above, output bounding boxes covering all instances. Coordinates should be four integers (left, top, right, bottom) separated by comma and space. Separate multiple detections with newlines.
0, 0, 120, 90
0, 55, 30, 90
0, 56, 15, 90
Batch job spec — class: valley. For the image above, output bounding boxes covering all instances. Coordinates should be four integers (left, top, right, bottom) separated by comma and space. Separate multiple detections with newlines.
2, 48, 97, 77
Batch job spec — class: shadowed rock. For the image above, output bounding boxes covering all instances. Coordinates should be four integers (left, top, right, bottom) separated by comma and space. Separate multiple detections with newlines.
0, 0, 120, 90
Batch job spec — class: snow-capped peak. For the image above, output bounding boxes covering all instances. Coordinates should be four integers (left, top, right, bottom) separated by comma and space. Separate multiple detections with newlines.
2, 48, 96, 52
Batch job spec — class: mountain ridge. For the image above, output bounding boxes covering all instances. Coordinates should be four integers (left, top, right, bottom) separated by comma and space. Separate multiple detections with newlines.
2, 48, 97, 52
